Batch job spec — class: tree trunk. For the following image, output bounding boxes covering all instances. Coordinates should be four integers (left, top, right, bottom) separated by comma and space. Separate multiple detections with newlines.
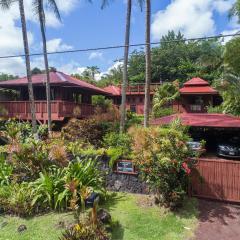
120, 0, 132, 133
38, 2, 52, 135
18, 0, 37, 134
144, 0, 151, 128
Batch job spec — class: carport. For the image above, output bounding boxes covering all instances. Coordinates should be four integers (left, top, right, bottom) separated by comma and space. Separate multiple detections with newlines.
150, 113, 240, 203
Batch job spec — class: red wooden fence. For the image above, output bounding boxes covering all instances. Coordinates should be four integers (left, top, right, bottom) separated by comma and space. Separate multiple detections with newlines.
191, 158, 240, 203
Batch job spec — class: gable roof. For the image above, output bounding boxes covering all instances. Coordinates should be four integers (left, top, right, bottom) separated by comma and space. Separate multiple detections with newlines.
0, 71, 109, 95
180, 77, 218, 95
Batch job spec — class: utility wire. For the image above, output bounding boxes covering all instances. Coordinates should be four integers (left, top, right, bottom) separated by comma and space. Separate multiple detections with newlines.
0, 32, 240, 60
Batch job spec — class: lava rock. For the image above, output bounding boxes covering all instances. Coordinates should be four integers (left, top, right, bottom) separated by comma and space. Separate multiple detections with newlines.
17, 224, 27, 233
97, 208, 111, 224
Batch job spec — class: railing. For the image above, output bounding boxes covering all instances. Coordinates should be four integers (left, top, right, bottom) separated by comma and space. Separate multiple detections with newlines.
119, 83, 161, 94
0, 100, 95, 121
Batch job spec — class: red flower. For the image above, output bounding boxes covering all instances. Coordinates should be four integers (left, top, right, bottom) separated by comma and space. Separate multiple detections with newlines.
182, 162, 191, 175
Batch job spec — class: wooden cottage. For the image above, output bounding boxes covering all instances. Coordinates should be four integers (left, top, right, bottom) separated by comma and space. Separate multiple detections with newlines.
0, 71, 109, 122
173, 77, 221, 113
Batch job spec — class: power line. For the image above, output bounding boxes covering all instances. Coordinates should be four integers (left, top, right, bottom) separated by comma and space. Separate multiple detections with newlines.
0, 32, 240, 60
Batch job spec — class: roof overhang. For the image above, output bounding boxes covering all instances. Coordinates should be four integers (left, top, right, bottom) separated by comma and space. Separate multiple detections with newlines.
150, 113, 240, 128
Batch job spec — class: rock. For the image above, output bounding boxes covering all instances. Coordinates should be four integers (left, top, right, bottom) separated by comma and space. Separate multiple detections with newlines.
17, 224, 27, 233
97, 208, 111, 224
114, 180, 122, 191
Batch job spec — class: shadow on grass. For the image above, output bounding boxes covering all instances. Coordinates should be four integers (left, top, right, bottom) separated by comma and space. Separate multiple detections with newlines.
102, 192, 127, 211
174, 197, 199, 220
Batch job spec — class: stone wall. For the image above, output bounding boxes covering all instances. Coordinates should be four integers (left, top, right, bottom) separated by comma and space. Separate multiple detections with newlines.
100, 159, 150, 194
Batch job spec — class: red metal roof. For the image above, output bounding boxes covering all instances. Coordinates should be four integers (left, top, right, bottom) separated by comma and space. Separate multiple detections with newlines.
150, 113, 240, 128
183, 77, 209, 86
180, 77, 218, 95
103, 85, 121, 96
0, 72, 109, 95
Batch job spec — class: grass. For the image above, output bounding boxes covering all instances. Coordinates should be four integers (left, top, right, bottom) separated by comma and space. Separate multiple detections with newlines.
0, 212, 74, 240
0, 193, 198, 240
105, 192, 198, 240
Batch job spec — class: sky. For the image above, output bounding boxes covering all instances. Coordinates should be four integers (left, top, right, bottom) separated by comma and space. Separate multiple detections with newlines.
0, 0, 239, 79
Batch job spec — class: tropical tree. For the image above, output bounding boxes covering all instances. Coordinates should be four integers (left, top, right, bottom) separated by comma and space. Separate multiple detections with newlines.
102, 0, 144, 132
0, 0, 37, 134
229, 0, 240, 23
144, 0, 151, 127
86, 66, 100, 81
34, 0, 61, 135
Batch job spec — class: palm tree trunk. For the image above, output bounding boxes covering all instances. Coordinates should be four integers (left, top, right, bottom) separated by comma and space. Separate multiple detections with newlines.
144, 0, 151, 128
120, 0, 132, 133
38, 3, 52, 135
18, 0, 37, 134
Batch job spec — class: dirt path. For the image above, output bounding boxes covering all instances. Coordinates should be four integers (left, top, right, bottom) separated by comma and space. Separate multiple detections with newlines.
195, 199, 240, 240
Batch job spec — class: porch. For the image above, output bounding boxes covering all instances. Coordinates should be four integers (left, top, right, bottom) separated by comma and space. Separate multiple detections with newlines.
0, 100, 95, 122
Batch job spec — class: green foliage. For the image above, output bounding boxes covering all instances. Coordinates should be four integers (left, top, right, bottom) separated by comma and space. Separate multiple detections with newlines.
123, 31, 223, 84
31, 167, 67, 210
103, 132, 132, 166
60, 213, 110, 240
130, 125, 191, 209
211, 74, 240, 116
152, 82, 179, 118
0, 183, 35, 216
224, 37, 240, 74
153, 107, 175, 118
0, 153, 12, 186
62, 118, 114, 147
92, 96, 112, 108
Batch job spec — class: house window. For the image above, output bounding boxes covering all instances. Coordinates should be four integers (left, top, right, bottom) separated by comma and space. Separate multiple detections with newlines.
130, 105, 136, 113
115, 160, 137, 174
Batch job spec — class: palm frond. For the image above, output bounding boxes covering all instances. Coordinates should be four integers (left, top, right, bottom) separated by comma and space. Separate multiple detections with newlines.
0, 0, 14, 10
46, 0, 61, 22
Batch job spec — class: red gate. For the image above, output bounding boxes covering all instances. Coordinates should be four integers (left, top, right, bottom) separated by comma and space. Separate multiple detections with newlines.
190, 158, 240, 203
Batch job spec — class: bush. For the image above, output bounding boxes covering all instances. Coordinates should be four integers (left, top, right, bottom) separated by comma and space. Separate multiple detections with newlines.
0, 183, 35, 217
103, 132, 132, 166
152, 107, 175, 118
62, 118, 113, 147
130, 125, 191, 209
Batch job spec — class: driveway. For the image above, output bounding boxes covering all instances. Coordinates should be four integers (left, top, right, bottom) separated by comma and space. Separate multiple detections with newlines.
195, 199, 240, 240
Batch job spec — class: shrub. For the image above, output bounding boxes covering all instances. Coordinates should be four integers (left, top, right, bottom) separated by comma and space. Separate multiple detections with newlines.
103, 132, 132, 166
62, 118, 113, 147
152, 107, 175, 118
130, 125, 191, 209
0, 183, 35, 217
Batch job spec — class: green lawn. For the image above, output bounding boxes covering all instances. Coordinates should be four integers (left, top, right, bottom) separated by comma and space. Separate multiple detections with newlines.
0, 193, 198, 240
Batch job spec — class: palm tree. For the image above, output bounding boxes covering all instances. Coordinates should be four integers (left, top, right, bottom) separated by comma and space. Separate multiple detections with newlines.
143, 0, 151, 127
0, 0, 37, 134
229, 0, 240, 23
102, 0, 144, 132
34, 0, 61, 135
86, 66, 100, 81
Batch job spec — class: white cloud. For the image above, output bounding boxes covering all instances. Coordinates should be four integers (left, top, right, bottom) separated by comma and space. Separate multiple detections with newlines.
151, 0, 234, 41
88, 51, 104, 60
47, 38, 73, 52
221, 29, 240, 44
0, 0, 78, 75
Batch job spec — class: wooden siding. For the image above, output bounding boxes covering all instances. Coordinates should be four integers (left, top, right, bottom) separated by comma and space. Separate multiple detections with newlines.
191, 158, 240, 203
0, 101, 95, 122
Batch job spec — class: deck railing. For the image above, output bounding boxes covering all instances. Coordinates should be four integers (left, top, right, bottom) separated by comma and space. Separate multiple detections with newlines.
119, 83, 161, 94
0, 100, 95, 121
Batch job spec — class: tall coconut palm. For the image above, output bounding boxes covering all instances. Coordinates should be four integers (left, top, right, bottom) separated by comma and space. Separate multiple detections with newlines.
34, 0, 61, 135
102, 0, 144, 132
0, 0, 37, 134
143, 0, 151, 127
